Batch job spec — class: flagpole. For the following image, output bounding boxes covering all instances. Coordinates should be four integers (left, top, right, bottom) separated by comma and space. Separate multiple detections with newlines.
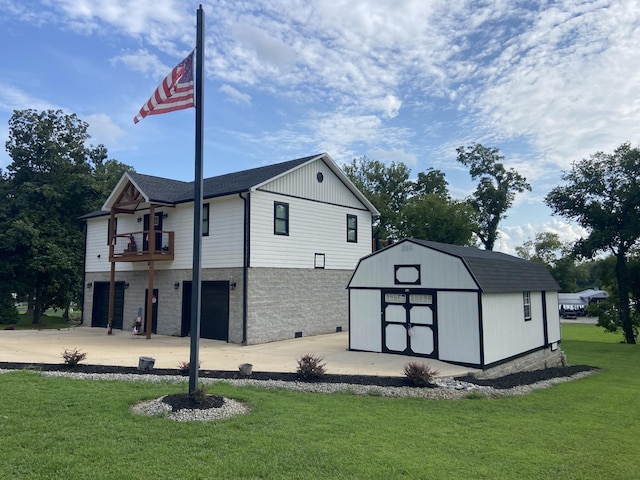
189, 4, 205, 396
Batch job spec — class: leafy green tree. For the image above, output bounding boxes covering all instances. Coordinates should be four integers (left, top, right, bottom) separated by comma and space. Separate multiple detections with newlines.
411, 168, 449, 197
1, 109, 130, 323
545, 143, 640, 343
344, 156, 411, 240
515, 232, 586, 292
401, 194, 477, 246
344, 157, 477, 246
456, 144, 531, 250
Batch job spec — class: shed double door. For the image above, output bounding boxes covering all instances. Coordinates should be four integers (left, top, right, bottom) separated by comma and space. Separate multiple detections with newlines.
381, 289, 437, 357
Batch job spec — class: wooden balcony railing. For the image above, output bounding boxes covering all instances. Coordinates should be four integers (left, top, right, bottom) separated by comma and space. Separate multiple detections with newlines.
109, 231, 175, 262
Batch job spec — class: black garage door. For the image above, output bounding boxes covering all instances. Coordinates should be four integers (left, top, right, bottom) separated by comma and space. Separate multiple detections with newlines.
181, 281, 229, 341
91, 282, 125, 329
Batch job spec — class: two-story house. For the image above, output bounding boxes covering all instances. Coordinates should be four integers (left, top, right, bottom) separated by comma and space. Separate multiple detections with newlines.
81, 153, 379, 344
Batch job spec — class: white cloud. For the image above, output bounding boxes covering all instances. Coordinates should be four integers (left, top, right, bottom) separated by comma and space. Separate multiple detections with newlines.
85, 113, 125, 145
219, 84, 251, 106
496, 218, 589, 256
0, 83, 59, 112
470, 0, 640, 169
111, 50, 170, 79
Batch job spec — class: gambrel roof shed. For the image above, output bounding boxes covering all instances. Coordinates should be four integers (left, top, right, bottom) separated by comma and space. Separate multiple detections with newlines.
348, 238, 562, 373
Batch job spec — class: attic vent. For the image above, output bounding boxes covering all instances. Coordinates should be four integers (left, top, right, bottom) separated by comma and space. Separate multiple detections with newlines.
316, 172, 324, 183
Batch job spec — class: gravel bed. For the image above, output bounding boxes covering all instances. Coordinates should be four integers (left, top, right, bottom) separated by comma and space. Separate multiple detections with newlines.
1, 367, 595, 421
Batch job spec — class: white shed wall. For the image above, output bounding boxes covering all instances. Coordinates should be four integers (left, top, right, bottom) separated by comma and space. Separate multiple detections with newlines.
437, 291, 481, 364
348, 290, 382, 352
249, 190, 372, 270
349, 243, 478, 290
545, 292, 561, 343
481, 292, 546, 365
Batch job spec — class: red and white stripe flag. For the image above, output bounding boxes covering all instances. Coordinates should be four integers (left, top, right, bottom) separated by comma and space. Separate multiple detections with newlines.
133, 51, 195, 124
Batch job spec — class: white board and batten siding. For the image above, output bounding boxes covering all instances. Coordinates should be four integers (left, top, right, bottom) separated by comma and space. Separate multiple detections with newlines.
258, 158, 368, 211
249, 193, 372, 270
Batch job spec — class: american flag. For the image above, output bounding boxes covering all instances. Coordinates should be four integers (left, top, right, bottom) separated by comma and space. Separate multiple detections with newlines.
133, 51, 195, 124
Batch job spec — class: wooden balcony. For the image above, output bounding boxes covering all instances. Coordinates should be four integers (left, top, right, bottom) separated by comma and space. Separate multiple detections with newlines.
109, 231, 175, 262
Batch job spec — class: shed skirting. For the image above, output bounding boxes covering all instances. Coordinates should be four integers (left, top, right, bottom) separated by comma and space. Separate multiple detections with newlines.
473, 345, 564, 379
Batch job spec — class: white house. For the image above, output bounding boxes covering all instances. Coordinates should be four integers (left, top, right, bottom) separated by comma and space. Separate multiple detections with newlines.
81, 153, 379, 345
347, 239, 563, 376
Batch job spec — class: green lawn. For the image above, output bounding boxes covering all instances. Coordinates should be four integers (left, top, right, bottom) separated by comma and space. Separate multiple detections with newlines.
0, 324, 638, 479
6, 307, 79, 330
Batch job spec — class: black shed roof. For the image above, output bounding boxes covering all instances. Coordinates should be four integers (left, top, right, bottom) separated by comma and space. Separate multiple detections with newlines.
408, 239, 559, 293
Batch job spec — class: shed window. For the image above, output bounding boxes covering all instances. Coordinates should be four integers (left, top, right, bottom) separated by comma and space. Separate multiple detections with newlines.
274, 202, 289, 235
384, 293, 406, 304
523, 291, 532, 321
347, 214, 357, 242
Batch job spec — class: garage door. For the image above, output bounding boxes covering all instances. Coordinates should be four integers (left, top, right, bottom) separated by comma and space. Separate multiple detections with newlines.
91, 282, 125, 329
181, 281, 229, 341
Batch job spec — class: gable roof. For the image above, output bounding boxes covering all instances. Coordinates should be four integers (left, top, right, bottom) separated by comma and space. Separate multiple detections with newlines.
356, 238, 559, 293
88, 153, 378, 217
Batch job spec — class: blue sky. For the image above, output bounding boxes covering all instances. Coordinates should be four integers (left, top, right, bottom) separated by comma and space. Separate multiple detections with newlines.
1, 0, 639, 254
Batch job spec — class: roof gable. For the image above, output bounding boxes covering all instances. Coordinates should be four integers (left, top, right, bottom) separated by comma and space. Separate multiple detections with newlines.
349, 238, 559, 293
95, 153, 379, 216
409, 239, 559, 292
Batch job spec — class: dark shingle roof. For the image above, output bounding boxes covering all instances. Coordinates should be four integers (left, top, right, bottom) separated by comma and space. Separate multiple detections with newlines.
410, 239, 559, 293
128, 155, 318, 204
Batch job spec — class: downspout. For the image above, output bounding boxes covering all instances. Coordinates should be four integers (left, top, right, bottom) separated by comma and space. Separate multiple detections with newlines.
239, 192, 250, 344
81, 219, 88, 325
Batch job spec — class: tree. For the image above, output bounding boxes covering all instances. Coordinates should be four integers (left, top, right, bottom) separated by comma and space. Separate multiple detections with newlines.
456, 144, 531, 250
401, 194, 477, 246
545, 143, 640, 344
515, 232, 586, 292
344, 156, 411, 240
1, 109, 131, 323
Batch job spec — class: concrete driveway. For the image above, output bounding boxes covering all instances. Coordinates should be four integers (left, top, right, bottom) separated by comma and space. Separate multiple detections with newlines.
0, 326, 478, 378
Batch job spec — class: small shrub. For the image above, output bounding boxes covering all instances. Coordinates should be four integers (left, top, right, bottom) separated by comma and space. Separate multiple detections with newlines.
192, 384, 208, 404
296, 353, 326, 381
61, 348, 87, 367
177, 360, 201, 373
402, 361, 439, 387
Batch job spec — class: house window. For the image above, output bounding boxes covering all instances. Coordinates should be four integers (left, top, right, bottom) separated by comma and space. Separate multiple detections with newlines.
202, 203, 210, 236
523, 291, 532, 321
274, 202, 289, 235
347, 214, 357, 243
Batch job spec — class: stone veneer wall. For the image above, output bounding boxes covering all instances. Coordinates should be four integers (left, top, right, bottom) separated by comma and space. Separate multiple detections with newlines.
83, 268, 243, 339
245, 267, 352, 345
473, 347, 565, 379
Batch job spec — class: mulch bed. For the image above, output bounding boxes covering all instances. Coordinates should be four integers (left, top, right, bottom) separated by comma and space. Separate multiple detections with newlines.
0, 361, 596, 390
